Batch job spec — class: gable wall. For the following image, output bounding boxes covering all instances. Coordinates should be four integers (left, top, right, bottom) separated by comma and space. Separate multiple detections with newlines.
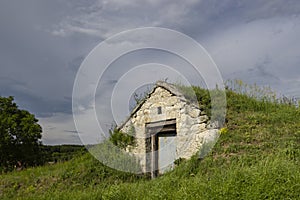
121, 86, 210, 173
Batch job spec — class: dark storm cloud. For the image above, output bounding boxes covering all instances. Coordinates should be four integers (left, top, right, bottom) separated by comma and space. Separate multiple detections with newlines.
64, 130, 80, 134
0, 77, 72, 117
0, 1, 101, 118
1, 0, 300, 144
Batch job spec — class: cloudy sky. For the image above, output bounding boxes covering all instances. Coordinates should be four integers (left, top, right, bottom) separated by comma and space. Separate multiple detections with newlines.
1, 0, 300, 145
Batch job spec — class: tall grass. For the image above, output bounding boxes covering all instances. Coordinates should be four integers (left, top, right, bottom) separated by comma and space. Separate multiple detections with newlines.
0, 80, 299, 199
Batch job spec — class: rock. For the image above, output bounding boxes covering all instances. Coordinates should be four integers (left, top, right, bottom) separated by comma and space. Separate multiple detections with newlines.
188, 108, 200, 118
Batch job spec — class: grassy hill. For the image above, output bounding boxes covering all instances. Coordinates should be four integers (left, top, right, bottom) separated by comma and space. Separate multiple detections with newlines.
1, 86, 299, 199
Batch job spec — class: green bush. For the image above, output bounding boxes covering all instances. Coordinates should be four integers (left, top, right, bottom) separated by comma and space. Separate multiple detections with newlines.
109, 126, 136, 150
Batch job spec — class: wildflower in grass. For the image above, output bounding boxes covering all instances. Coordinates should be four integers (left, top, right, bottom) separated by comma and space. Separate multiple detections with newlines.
220, 127, 228, 134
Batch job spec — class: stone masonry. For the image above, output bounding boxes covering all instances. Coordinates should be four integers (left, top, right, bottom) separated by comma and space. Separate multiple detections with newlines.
119, 81, 219, 174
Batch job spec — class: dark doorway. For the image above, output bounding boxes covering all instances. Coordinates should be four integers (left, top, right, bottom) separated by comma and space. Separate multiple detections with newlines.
145, 119, 176, 178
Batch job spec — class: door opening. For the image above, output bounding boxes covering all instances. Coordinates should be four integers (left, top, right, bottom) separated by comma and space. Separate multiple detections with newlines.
145, 119, 176, 178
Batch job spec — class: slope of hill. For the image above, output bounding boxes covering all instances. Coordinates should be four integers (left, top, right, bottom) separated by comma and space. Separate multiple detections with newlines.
1, 88, 299, 199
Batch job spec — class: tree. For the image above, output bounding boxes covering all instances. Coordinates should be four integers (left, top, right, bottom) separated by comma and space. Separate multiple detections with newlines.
0, 96, 43, 171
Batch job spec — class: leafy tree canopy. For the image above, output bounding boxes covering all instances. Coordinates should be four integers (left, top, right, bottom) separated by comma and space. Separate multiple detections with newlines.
0, 96, 43, 171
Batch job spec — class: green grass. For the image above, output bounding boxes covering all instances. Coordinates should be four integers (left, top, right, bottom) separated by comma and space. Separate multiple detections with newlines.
1, 87, 299, 199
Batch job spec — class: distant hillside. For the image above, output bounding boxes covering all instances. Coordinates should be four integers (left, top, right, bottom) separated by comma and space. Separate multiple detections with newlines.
41, 144, 87, 163
1, 84, 299, 200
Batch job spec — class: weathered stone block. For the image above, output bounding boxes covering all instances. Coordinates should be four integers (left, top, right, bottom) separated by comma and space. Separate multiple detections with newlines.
188, 108, 200, 118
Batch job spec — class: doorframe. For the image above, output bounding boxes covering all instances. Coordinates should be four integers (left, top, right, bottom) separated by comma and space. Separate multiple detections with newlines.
145, 119, 176, 178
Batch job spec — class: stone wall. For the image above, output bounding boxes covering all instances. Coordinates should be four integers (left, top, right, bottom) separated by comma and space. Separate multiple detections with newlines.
120, 86, 214, 173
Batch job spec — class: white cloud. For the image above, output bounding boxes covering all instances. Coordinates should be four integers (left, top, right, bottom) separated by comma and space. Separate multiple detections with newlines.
39, 113, 81, 145
47, 0, 200, 38
203, 15, 300, 96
